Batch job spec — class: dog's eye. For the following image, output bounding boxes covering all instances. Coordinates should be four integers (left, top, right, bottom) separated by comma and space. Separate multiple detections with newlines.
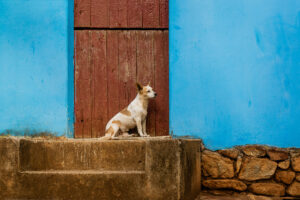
147, 90, 150, 93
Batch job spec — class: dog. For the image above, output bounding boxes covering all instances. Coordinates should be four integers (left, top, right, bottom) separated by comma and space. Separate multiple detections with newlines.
103, 82, 157, 139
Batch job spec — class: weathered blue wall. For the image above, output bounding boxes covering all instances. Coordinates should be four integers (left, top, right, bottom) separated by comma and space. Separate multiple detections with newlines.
170, 0, 300, 149
0, 0, 74, 136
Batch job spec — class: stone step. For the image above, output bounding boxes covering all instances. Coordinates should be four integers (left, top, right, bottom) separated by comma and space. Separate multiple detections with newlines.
19, 139, 146, 171
20, 170, 145, 175
1, 137, 202, 200
17, 170, 146, 200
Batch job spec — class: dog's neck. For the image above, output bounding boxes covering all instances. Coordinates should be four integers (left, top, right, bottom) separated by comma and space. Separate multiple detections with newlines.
136, 93, 149, 110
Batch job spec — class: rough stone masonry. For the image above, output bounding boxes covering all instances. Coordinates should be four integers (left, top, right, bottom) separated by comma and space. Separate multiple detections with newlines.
202, 145, 300, 197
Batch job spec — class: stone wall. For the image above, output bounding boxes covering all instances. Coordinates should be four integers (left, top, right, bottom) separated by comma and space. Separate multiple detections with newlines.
202, 145, 300, 197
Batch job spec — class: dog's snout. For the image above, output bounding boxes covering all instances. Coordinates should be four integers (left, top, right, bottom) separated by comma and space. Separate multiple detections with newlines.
154, 92, 157, 97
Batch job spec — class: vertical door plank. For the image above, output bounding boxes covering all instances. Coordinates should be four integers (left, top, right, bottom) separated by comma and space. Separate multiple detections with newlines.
74, 0, 91, 27
82, 31, 92, 138
137, 31, 156, 136
127, 31, 138, 102
91, 31, 107, 137
109, 0, 127, 28
118, 31, 138, 109
81, 81, 92, 138
142, 0, 159, 28
109, 0, 119, 27
91, 0, 108, 28
162, 31, 169, 135
118, 31, 130, 109
74, 31, 83, 138
159, 0, 168, 28
128, 0, 143, 28
107, 31, 120, 119
74, 31, 84, 138
154, 31, 169, 135
118, 0, 128, 27
75, 31, 91, 138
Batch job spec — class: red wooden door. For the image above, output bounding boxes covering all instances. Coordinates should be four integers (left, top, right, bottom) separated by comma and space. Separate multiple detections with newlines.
74, 0, 169, 138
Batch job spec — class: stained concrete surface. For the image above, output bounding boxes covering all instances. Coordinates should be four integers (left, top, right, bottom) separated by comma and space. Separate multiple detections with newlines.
0, 136, 202, 200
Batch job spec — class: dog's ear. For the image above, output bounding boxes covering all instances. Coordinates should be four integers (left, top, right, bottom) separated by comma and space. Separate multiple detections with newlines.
147, 81, 151, 86
136, 82, 143, 91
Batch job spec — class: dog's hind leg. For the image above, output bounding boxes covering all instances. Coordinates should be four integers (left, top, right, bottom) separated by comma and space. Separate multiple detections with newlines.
103, 123, 120, 139
110, 123, 120, 138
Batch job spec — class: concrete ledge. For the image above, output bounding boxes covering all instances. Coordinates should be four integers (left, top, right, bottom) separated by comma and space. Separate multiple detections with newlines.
180, 139, 202, 199
20, 139, 146, 171
18, 172, 146, 200
0, 137, 202, 200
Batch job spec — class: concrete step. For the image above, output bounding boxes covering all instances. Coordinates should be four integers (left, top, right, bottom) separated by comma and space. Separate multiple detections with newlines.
0, 137, 202, 200
18, 170, 146, 200
20, 170, 145, 175
20, 139, 146, 171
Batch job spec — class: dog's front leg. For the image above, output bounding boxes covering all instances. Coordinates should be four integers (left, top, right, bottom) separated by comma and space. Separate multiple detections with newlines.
136, 118, 144, 137
142, 120, 149, 137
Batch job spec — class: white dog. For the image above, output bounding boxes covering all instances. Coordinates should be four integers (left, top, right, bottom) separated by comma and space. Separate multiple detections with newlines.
104, 82, 157, 139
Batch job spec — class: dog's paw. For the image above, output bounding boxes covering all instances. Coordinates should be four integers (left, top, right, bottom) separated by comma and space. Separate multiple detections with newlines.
143, 134, 150, 137
120, 132, 130, 137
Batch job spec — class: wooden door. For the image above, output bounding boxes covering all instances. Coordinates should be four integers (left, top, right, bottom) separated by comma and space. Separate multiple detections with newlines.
74, 0, 169, 137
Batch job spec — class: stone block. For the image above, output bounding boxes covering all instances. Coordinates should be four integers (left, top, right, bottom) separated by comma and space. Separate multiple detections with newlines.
275, 170, 295, 184
217, 148, 240, 160
144, 139, 181, 200
235, 156, 242, 174
240, 145, 266, 157
238, 157, 277, 181
0, 137, 19, 172
287, 181, 300, 197
249, 183, 285, 197
202, 150, 234, 178
203, 179, 247, 191
278, 159, 290, 170
267, 149, 289, 161
291, 156, 300, 172
179, 139, 202, 200
296, 173, 300, 181
0, 137, 19, 198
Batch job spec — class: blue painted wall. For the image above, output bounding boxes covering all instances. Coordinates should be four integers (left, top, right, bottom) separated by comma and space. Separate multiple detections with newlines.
0, 0, 74, 137
170, 0, 300, 149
